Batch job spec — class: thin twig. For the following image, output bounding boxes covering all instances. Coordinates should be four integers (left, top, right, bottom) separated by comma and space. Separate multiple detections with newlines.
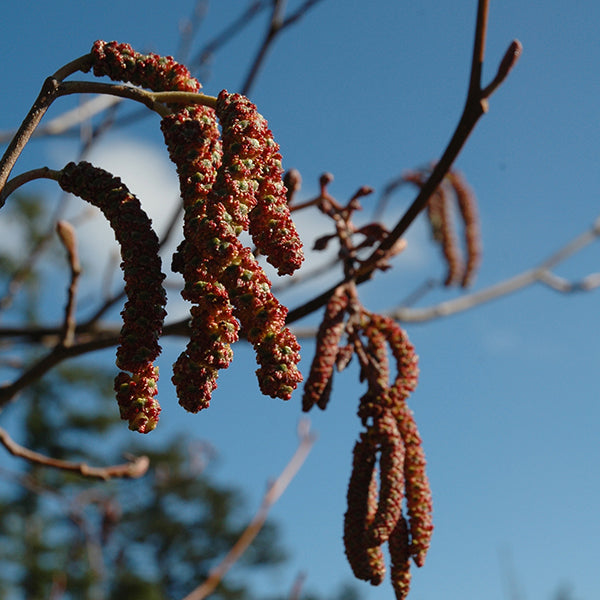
0, 95, 123, 144
389, 217, 600, 323
0, 426, 149, 480
55, 81, 210, 116
0, 54, 92, 197
189, 0, 269, 80
0, 329, 121, 410
0, 78, 60, 199
287, 0, 521, 323
177, 0, 210, 63
241, 0, 327, 95
56, 221, 81, 347
0, 166, 57, 205
181, 420, 316, 600
288, 572, 307, 600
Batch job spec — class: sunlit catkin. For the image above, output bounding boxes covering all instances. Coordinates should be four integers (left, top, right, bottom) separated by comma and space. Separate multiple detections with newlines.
58, 161, 166, 433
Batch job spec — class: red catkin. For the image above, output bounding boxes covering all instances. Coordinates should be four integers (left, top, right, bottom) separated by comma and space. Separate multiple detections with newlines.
405, 167, 481, 287
162, 101, 302, 408
388, 514, 412, 600
216, 91, 304, 276
367, 313, 419, 403
161, 105, 239, 412
344, 434, 386, 585
114, 365, 160, 435
432, 183, 464, 286
391, 398, 434, 568
365, 411, 406, 546
360, 317, 390, 391
367, 314, 431, 566
302, 287, 349, 411
86, 40, 200, 93
253, 327, 303, 400
58, 161, 166, 433
219, 246, 303, 399
448, 170, 481, 287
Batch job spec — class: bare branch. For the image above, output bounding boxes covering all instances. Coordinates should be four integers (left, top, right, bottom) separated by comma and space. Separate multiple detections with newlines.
55, 81, 217, 115
2, 212, 598, 351
56, 220, 82, 347
0, 330, 120, 410
0, 95, 122, 144
189, 1, 269, 80
288, 572, 307, 600
287, 0, 521, 323
241, 0, 327, 95
177, 0, 210, 63
0, 54, 92, 197
0, 426, 149, 480
181, 420, 316, 600
389, 217, 600, 323
0, 166, 58, 205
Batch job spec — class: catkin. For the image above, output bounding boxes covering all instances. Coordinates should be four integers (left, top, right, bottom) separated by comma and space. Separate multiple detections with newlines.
58, 161, 166, 433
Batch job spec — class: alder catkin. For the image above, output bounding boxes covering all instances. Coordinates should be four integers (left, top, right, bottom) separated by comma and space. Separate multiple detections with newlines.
344, 434, 386, 585
389, 514, 412, 600
58, 161, 166, 433
161, 106, 239, 412
162, 101, 303, 408
391, 399, 434, 568
361, 313, 418, 403
87, 40, 200, 92
361, 318, 390, 390
405, 168, 481, 287
302, 287, 349, 411
216, 91, 304, 276
365, 411, 406, 546
448, 170, 481, 287
435, 183, 464, 286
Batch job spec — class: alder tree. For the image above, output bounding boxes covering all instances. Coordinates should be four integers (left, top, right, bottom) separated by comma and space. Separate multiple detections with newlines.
1, 2, 597, 599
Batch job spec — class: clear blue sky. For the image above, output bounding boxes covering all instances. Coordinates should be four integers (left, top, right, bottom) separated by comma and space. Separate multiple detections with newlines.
1, 2, 599, 599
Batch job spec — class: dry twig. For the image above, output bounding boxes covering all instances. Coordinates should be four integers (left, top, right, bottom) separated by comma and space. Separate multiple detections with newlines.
287, 0, 521, 323
181, 420, 316, 600
0, 426, 149, 480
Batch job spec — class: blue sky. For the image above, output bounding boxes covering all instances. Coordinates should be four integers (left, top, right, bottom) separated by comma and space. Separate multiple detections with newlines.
1, 2, 600, 599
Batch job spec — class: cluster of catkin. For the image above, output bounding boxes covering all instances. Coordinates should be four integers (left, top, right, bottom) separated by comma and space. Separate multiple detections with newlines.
302, 288, 433, 599
48, 39, 437, 598
64, 41, 303, 429
161, 91, 304, 412
404, 168, 481, 287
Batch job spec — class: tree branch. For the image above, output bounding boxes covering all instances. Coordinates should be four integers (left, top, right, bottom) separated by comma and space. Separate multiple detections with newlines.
181, 420, 316, 600
241, 0, 327, 95
0, 55, 92, 199
2, 211, 597, 354
0, 426, 149, 480
388, 217, 600, 323
0, 330, 121, 410
55, 220, 82, 347
287, 0, 521, 324
0, 95, 123, 144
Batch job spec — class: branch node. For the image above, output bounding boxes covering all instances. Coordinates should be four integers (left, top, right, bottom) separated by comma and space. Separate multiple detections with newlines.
482, 39, 522, 99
